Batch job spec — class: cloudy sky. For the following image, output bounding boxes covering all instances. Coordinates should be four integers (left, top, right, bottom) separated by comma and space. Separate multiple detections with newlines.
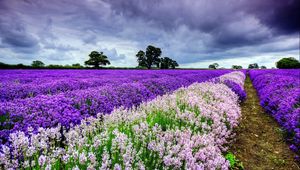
0, 0, 299, 68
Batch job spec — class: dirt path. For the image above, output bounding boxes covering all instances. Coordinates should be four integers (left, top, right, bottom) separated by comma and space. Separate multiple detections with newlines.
230, 75, 299, 170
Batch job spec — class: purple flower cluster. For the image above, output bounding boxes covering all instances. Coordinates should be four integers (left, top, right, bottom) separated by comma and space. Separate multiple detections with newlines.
0, 70, 235, 102
0, 78, 133, 102
0, 69, 232, 143
0, 71, 245, 169
250, 69, 300, 158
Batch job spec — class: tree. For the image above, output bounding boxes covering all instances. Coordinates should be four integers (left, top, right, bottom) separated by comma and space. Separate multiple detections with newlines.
232, 65, 243, 69
0, 62, 9, 68
136, 50, 147, 68
208, 63, 219, 69
260, 66, 267, 69
170, 60, 179, 69
31, 60, 45, 67
72, 63, 81, 67
48, 64, 64, 69
248, 63, 259, 69
85, 51, 110, 68
208, 64, 215, 69
160, 57, 179, 69
72, 63, 83, 68
136, 45, 162, 69
276, 57, 300, 69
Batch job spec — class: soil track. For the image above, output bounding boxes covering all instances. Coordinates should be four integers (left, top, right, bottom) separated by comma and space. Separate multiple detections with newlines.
230, 75, 299, 170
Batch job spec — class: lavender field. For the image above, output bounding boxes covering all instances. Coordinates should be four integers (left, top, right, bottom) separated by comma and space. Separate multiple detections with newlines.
0, 70, 233, 141
1, 0, 300, 168
0, 70, 249, 169
1, 69, 300, 169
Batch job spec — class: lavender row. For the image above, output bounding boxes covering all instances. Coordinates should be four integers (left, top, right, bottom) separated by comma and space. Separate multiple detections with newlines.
0, 70, 229, 84
0, 71, 246, 169
0, 70, 230, 101
0, 70, 232, 143
0, 70, 154, 101
0, 78, 134, 102
249, 69, 300, 159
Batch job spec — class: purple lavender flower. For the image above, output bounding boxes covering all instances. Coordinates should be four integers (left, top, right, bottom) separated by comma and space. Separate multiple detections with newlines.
250, 69, 300, 158
0, 69, 232, 143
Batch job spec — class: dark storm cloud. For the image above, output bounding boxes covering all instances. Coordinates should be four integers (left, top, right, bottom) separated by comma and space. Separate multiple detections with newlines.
0, 26, 39, 49
106, 0, 300, 33
105, 0, 298, 48
0, 16, 38, 47
245, 0, 300, 33
0, 1, 40, 54
105, 0, 241, 34
0, 0, 298, 66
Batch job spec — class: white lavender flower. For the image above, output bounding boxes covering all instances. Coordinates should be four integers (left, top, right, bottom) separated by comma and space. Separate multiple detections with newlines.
38, 155, 46, 167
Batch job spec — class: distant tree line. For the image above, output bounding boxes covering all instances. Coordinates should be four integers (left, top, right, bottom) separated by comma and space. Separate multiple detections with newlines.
1, 47, 299, 69
207, 57, 300, 70
83, 45, 179, 69
232, 65, 243, 69
0, 61, 86, 69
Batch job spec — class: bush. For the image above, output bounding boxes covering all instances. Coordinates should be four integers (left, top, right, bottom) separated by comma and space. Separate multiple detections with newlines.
276, 57, 300, 69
